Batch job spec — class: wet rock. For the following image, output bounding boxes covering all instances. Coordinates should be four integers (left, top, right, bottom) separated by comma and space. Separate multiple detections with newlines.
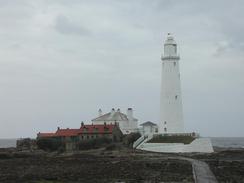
0, 150, 193, 183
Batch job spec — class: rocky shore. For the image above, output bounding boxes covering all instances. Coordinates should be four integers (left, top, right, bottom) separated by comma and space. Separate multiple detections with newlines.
190, 148, 244, 183
0, 147, 243, 183
0, 148, 193, 183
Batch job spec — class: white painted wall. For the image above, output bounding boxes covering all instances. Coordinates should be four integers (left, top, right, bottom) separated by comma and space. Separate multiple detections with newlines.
159, 34, 184, 134
139, 138, 214, 153
142, 125, 158, 135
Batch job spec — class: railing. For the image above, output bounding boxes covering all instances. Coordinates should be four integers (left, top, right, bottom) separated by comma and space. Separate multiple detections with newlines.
133, 135, 146, 149
161, 55, 180, 60
155, 132, 199, 138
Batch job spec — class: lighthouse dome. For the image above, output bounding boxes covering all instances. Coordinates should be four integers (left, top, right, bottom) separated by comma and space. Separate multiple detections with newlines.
162, 33, 179, 59
165, 33, 177, 45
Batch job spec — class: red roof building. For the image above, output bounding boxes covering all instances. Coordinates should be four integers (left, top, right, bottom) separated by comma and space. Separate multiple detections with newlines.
37, 123, 121, 139
37, 123, 123, 151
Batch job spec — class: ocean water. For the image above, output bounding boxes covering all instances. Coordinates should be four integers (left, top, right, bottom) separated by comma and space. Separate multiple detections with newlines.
211, 137, 244, 148
0, 139, 17, 148
0, 137, 244, 148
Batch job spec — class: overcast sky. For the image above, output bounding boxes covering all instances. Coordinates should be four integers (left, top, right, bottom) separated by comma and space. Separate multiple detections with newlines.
0, 0, 243, 138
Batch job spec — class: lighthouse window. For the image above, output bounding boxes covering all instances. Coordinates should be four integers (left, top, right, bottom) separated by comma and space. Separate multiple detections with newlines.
175, 95, 178, 100
174, 62, 176, 66
164, 128, 167, 132
173, 44, 177, 53
164, 121, 167, 125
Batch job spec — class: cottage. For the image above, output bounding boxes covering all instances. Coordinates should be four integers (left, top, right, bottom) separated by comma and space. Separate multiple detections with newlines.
37, 123, 123, 151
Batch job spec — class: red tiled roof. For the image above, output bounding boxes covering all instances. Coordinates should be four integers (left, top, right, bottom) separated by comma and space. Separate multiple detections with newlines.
55, 129, 80, 137
37, 133, 56, 138
79, 124, 115, 134
38, 124, 116, 138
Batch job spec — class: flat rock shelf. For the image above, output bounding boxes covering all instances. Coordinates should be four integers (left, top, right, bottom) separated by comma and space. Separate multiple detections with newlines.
1, 148, 244, 183
0, 150, 193, 183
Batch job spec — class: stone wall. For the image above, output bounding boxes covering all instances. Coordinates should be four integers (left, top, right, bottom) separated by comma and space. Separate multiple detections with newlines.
16, 138, 37, 151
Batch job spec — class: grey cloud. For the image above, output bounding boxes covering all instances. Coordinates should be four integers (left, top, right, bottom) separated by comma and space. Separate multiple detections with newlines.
54, 15, 91, 36
213, 41, 230, 57
213, 39, 244, 57
0, 0, 244, 138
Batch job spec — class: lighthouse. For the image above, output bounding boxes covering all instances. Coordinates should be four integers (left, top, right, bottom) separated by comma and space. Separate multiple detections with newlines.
159, 33, 184, 134
134, 33, 214, 153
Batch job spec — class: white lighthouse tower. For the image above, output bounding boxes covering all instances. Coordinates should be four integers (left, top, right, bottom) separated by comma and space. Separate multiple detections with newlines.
134, 33, 214, 153
159, 33, 184, 134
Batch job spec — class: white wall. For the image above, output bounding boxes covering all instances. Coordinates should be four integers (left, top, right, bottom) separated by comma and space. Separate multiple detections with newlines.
139, 138, 214, 153
142, 125, 158, 135
159, 59, 184, 134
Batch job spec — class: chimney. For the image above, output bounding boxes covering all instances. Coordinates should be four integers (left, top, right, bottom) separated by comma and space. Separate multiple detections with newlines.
81, 121, 84, 127
111, 108, 115, 115
57, 127, 60, 130
98, 109, 102, 116
127, 108, 133, 120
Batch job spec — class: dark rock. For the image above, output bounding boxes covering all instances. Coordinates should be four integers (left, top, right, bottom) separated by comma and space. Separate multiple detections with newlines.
0, 150, 193, 183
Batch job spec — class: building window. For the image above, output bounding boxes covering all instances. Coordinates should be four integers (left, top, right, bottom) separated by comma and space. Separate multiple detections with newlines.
174, 62, 176, 66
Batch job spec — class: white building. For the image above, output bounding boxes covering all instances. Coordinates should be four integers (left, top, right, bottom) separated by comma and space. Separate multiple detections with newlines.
91, 108, 138, 134
159, 33, 184, 134
140, 121, 158, 135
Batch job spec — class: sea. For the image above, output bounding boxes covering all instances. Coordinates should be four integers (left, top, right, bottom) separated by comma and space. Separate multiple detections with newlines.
0, 139, 17, 148
0, 137, 244, 148
210, 137, 244, 148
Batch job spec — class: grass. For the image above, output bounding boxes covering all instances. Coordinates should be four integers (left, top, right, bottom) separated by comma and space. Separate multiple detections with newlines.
148, 135, 196, 144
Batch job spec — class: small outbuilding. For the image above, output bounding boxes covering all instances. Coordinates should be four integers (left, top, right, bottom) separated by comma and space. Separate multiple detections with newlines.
140, 121, 158, 135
